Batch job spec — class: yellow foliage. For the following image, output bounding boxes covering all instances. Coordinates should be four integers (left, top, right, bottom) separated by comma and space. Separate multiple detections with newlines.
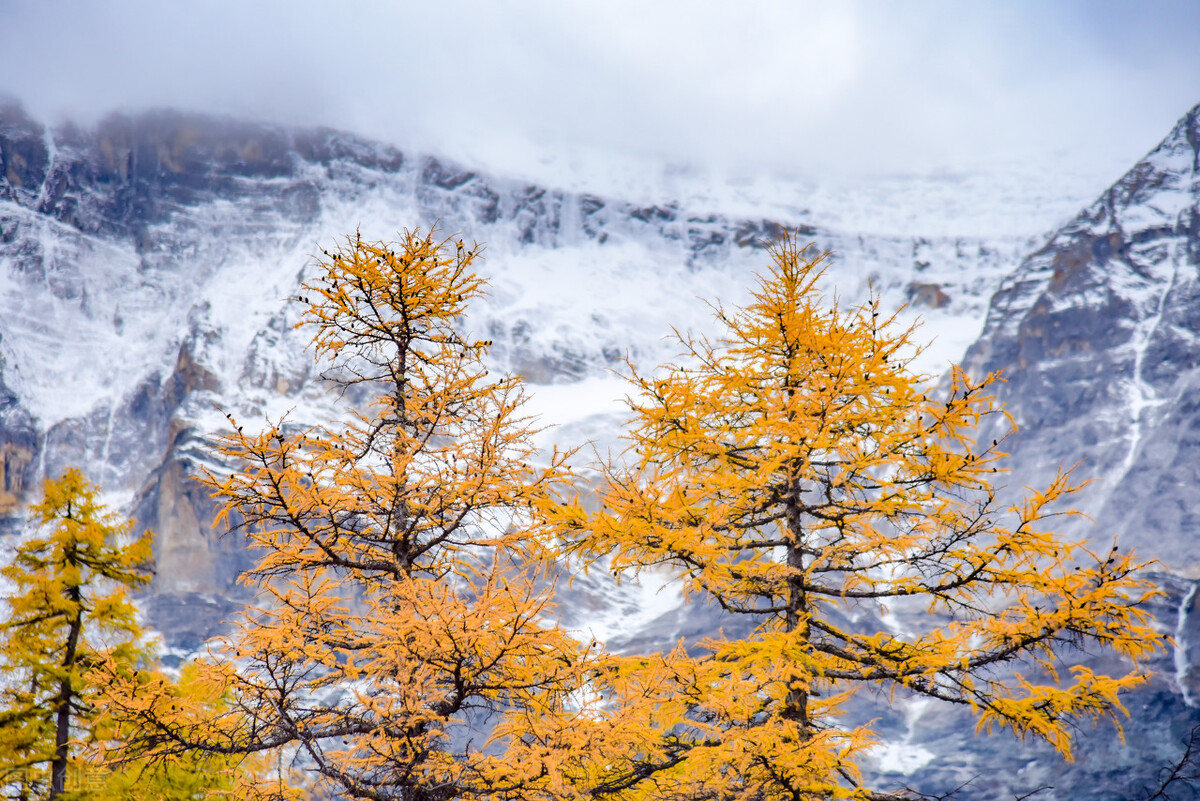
0, 469, 152, 800
88, 660, 252, 801
98, 229, 598, 801
83, 230, 1164, 801
565, 236, 1164, 799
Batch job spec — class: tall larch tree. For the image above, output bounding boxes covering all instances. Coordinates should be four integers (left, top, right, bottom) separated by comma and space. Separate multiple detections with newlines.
568, 236, 1164, 801
0, 469, 152, 800
101, 229, 599, 801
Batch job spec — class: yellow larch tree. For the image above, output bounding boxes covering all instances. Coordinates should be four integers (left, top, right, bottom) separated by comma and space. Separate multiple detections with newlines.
92, 662, 250, 801
0, 469, 152, 800
0, 470, 246, 801
99, 229, 600, 801
566, 236, 1164, 800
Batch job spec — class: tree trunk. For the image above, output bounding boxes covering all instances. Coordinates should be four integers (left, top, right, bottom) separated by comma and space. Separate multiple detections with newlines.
783, 475, 810, 730
50, 544, 83, 800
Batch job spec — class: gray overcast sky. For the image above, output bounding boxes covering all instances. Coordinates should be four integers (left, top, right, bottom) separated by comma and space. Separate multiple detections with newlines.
1, 1, 1199, 191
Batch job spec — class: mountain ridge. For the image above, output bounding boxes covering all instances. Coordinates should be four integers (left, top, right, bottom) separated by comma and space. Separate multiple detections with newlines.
963, 101, 1200, 569
4, 98, 1200, 798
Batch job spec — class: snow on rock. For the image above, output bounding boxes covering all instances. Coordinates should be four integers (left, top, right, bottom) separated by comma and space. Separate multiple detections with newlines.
0, 102, 1038, 521
962, 102, 1200, 568
870, 697, 937, 776
5, 96, 1200, 801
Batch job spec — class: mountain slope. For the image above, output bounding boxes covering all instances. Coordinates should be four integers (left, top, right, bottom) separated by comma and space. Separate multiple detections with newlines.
964, 102, 1200, 569
5, 98, 1200, 798
0, 100, 1031, 614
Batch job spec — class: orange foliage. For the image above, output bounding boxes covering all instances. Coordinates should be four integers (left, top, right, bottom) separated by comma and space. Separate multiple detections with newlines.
98, 230, 598, 801
564, 236, 1164, 800
95, 230, 1164, 801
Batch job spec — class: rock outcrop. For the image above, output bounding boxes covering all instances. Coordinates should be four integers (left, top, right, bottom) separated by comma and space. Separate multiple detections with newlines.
964, 103, 1200, 569
9, 97, 1200, 796
0, 101, 1030, 609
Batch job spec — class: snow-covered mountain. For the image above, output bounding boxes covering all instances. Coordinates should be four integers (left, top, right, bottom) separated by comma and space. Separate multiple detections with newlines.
4, 97, 1200, 798
963, 103, 1200, 570
0, 99, 1033, 617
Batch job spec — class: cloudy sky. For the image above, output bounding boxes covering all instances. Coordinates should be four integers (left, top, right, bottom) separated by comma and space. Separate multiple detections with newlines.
2, 1, 1198, 197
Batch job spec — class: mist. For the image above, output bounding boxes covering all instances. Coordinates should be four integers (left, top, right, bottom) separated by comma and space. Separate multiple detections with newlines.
2, 0, 1198, 197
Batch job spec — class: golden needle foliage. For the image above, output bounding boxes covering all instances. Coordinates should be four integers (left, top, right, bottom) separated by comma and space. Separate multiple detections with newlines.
0, 469, 151, 800
100, 229, 598, 801
94, 229, 1163, 801
565, 237, 1164, 800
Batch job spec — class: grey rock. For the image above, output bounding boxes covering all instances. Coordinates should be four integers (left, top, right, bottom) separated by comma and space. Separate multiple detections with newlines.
4, 97, 1177, 799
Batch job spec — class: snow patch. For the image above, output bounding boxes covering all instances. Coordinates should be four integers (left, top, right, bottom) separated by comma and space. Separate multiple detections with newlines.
875, 742, 937, 776
571, 568, 685, 648
873, 697, 936, 775
1175, 582, 1199, 707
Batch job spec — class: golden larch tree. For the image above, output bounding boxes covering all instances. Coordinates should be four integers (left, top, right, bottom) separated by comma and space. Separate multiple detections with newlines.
567, 237, 1163, 800
0, 469, 152, 800
101, 229, 598, 801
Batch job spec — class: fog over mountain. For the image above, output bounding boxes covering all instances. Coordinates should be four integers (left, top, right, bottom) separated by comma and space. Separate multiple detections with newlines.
2, 93, 1200, 797
4, 2, 1200, 196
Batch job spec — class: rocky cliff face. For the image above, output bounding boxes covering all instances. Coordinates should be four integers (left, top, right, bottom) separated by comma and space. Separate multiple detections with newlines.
6, 97, 1199, 798
964, 103, 1200, 570
0, 100, 1031, 636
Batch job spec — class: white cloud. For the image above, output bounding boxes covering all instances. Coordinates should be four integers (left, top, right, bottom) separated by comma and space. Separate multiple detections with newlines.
0, 0, 1197, 191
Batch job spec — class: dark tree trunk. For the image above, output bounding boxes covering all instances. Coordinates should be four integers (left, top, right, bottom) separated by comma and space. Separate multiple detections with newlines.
783, 476, 810, 730
50, 543, 82, 800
